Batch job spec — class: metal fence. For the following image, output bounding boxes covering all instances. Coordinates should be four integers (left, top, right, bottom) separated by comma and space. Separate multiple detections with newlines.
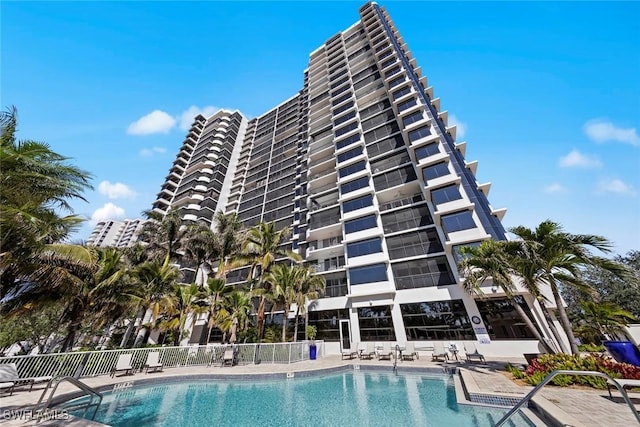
0, 341, 324, 380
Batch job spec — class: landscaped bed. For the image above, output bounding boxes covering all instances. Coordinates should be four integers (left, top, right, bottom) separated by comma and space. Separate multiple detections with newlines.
503, 353, 640, 389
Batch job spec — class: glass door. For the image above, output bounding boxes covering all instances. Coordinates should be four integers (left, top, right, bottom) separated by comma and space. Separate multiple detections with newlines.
339, 319, 352, 351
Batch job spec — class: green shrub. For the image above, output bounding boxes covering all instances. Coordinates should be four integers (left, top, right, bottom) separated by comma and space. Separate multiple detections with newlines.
578, 343, 606, 353
504, 362, 525, 379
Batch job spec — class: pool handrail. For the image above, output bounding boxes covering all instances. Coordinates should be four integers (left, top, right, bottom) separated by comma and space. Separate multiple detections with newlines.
494, 369, 640, 426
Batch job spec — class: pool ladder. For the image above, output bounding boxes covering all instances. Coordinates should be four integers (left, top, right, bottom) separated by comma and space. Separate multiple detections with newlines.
33, 375, 103, 421
495, 370, 640, 426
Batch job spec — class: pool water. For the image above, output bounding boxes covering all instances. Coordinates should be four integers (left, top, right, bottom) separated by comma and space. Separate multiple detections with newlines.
82, 371, 532, 426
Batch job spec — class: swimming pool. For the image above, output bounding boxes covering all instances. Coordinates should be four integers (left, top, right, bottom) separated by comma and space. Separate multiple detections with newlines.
77, 370, 533, 426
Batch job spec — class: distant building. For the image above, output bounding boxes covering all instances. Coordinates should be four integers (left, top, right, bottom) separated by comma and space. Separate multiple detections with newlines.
87, 219, 146, 248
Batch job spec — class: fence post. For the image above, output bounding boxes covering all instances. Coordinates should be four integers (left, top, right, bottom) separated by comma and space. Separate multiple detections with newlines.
288, 343, 292, 364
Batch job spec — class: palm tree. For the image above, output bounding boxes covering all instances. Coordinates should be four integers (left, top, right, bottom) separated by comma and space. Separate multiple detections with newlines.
137, 209, 186, 263
576, 301, 635, 344
293, 266, 325, 342
212, 212, 243, 277
266, 264, 299, 342
459, 240, 556, 354
12, 245, 132, 352
130, 257, 179, 347
0, 107, 92, 299
217, 290, 252, 342
239, 222, 301, 340
200, 277, 232, 344
182, 221, 217, 286
510, 220, 628, 354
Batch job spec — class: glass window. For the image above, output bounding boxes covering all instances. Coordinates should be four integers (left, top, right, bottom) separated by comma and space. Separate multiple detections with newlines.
381, 205, 433, 233
344, 214, 377, 234
349, 263, 388, 285
340, 176, 369, 194
366, 134, 405, 158
441, 211, 476, 234
337, 146, 363, 163
347, 238, 382, 258
364, 122, 400, 144
431, 185, 462, 205
338, 160, 366, 178
391, 256, 454, 289
358, 306, 396, 341
397, 98, 417, 112
402, 111, 423, 127
386, 229, 444, 260
415, 142, 439, 160
332, 93, 352, 107
342, 194, 373, 213
476, 297, 537, 340
307, 309, 349, 341
335, 122, 358, 138
400, 300, 475, 341
392, 86, 411, 100
372, 165, 417, 191
336, 133, 361, 150
409, 126, 432, 143
422, 161, 450, 181
334, 111, 356, 126
451, 241, 482, 266
388, 76, 405, 88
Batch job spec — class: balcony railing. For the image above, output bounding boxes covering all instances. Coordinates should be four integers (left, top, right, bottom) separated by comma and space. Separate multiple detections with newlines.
379, 193, 424, 212
308, 236, 343, 251
310, 257, 346, 273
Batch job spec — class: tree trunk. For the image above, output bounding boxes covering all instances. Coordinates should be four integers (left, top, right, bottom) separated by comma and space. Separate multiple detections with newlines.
293, 306, 301, 342
61, 321, 81, 352
282, 304, 290, 342
551, 283, 580, 354
257, 296, 266, 340
512, 300, 555, 354
539, 301, 569, 353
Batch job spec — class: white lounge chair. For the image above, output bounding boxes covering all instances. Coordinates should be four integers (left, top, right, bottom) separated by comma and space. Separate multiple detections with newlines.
402, 342, 419, 361
431, 343, 449, 362
377, 342, 393, 361
0, 363, 52, 391
144, 351, 163, 373
0, 381, 15, 396
464, 343, 486, 363
110, 354, 134, 377
607, 378, 640, 398
341, 342, 359, 360
359, 342, 376, 360
221, 346, 235, 367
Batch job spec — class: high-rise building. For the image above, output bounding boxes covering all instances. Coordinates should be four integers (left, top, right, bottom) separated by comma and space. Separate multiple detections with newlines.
151, 1, 563, 355
87, 219, 147, 248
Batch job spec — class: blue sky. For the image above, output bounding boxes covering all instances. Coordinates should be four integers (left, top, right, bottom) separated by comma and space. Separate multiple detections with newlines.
3, 1, 639, 255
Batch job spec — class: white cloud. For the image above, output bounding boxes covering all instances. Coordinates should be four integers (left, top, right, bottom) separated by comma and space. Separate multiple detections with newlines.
98, 181, 136, 199
449, 114, 467, 139
544, 183, 568, 194
140, 146, 167, 157
558, 149, 601, 169
596, 178, 637, 197
90, 202, 126, 225
178, 105, 220, 130
127, 110, 176, 135
583, 119, 640, 146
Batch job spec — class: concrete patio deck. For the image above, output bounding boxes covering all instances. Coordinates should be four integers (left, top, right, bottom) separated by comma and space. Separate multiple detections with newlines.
1, 354, 638, 426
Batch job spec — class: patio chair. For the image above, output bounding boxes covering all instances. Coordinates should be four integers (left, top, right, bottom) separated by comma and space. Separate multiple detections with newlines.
402, 342, 419, 361
431, 342, 449, 362
0, 363, 52, 392
359, 342, 376, 360
221, 345, 236, 367
110, 354, 134, 377
0, 381, 15, 396
606, 378, 640, 398
377, 342, 393, 361
341, 342, 359, 360
144, 351, 163, 373
464, 343, 486, 363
